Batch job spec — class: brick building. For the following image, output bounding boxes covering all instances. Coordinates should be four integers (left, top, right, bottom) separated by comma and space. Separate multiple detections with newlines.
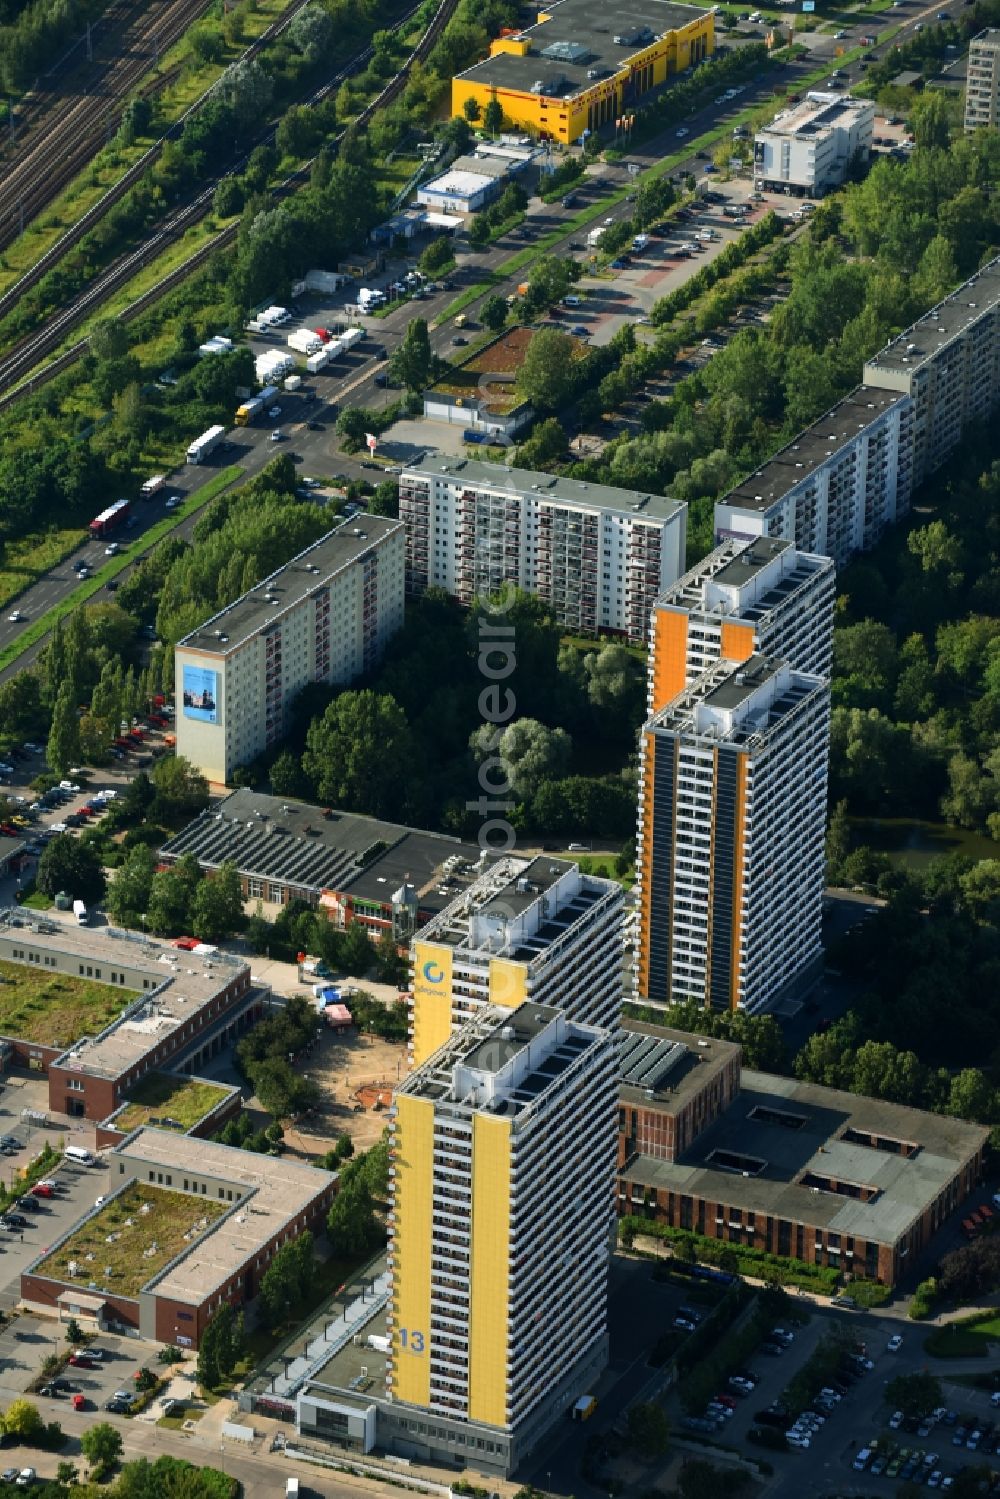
160, 790, 483, 942
617, 1022, 988, 1286
0, 911, 264, 1121
21, 1128, 337, 1346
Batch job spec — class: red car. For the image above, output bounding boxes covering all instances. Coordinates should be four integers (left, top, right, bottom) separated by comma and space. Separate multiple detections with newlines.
71, 1394, 87, 1411
30, 1184, 54, 1199
173, 937, 199, 951
68, 1355, 95, 1369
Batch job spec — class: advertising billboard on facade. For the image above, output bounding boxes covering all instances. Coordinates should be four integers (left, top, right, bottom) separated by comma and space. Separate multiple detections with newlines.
182, 665, 220, 723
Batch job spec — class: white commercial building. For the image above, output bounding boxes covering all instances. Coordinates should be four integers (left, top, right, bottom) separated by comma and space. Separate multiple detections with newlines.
648, 537, 835, 713
174, 519, 405, 785
965, 29, 1000, 132
399, 455, 686, 642
714, 386, 914, 567
636, 654, 830, 1014
388, 1002, 617, 1472
753, 90, 875, 195
410, 854, 625, 1067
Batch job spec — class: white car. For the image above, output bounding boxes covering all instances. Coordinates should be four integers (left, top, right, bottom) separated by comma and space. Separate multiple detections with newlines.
7, 611, 24, 623
676, 126, 690, 137
887, 1333, 903, 1352
15, 1471, 35, 1488
48, 823, 68, 834
268, 406, 282, 419
889, 1410, 904, 1429
105, 543, 119, 556
270, 430, 282, 442
164, 495, 181, 510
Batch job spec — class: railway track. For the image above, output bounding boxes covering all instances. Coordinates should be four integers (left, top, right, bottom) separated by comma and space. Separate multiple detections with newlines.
0, 0, 216, 255
0, 0, 314, 327
0, 0, 460, 407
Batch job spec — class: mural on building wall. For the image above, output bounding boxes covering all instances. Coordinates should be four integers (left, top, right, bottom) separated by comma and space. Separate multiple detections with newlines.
182, 666, 219, 723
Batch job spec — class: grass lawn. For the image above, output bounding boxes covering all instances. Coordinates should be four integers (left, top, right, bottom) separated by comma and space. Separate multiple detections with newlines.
37, 1182, 227, 1297
18, 884, 53, 911
0, 958, 135, 1046
114, 1072, 230, 1133
925, 1315, 1000, 1359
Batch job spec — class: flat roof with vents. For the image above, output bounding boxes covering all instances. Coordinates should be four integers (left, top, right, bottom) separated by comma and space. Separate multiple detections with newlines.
401, 452, 684, 525
176, 517, 403, 657
720, 386, 907, 514
619, 1019, 740, 1110
160, 790, 481, 911
864, 254, 1000, 380
456, 0, 709, 100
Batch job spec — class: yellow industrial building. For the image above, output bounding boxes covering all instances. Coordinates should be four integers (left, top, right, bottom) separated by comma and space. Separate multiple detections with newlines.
452, 0, 714, 144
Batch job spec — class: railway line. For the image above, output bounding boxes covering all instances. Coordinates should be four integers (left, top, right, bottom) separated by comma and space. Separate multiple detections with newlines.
0, 0, 315, 326
0, 0, 460, 406
0, 0, 216, 256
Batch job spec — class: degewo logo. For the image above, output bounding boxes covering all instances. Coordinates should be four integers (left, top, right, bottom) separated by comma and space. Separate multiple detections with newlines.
421, 960, 445, 985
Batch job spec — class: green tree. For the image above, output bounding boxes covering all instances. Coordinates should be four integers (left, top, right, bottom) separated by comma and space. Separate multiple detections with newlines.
250, 1057, 320, 1119
947, 1066, 996, 1123
106, 844, 156, 927
470, 716, 571, 800
327, 1179, 382, 1258
269, 749, 308, 798
47, 681, 81, 775
3, 1398, 43, 1440
626, 1401, 670, 1457
149, 756, 209, 826
515, 327, 580, 412
389, 318, 434, 392
483, 97, 503, 135
55, 1460, 78, 1486
303, 691, 416, 818
885, 1371, 942, 1420
36, 835, 106, 903
462, 96, 481, 121
190, 861, 245, 942
480, 293, 508, 332
418, 237, 454, 274
64, 1318, 83, 1345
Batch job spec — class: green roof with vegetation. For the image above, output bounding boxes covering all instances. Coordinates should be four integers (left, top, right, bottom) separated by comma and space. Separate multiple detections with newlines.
112, 1072, 232, 1133
36, 1183, 228, 1299
0, 958, 136, 1046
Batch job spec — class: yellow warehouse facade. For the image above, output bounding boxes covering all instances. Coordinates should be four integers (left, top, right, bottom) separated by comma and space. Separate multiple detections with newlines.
452, 0, 714, 145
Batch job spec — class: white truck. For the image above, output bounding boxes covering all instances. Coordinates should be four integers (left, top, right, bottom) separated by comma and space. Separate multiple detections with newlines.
288, 328, 323, 356
139, 474, 166, 497
72, 900, 87, 927
586, 226, 606, 249
186, 424, 226, 465
255, 350, 295, 385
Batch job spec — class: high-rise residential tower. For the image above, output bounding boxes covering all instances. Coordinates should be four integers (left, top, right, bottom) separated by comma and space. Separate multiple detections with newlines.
387, 1002, 617, 1471
635, 655, 830, 1013
966, 29, 1000, 132
648, 536, 835, 712
409, 855, 624, 1067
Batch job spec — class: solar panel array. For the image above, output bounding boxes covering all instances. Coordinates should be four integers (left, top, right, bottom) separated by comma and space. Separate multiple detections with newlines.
618, 1030, 688, 1092
161, 811, 374, 894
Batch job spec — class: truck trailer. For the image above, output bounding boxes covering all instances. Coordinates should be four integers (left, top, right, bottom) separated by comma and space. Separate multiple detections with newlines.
89, 498, 130, 537
288, 328, 323, 356
139, 474, 165, 498
186, 425, 226, 465
235, 384, 280, 426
